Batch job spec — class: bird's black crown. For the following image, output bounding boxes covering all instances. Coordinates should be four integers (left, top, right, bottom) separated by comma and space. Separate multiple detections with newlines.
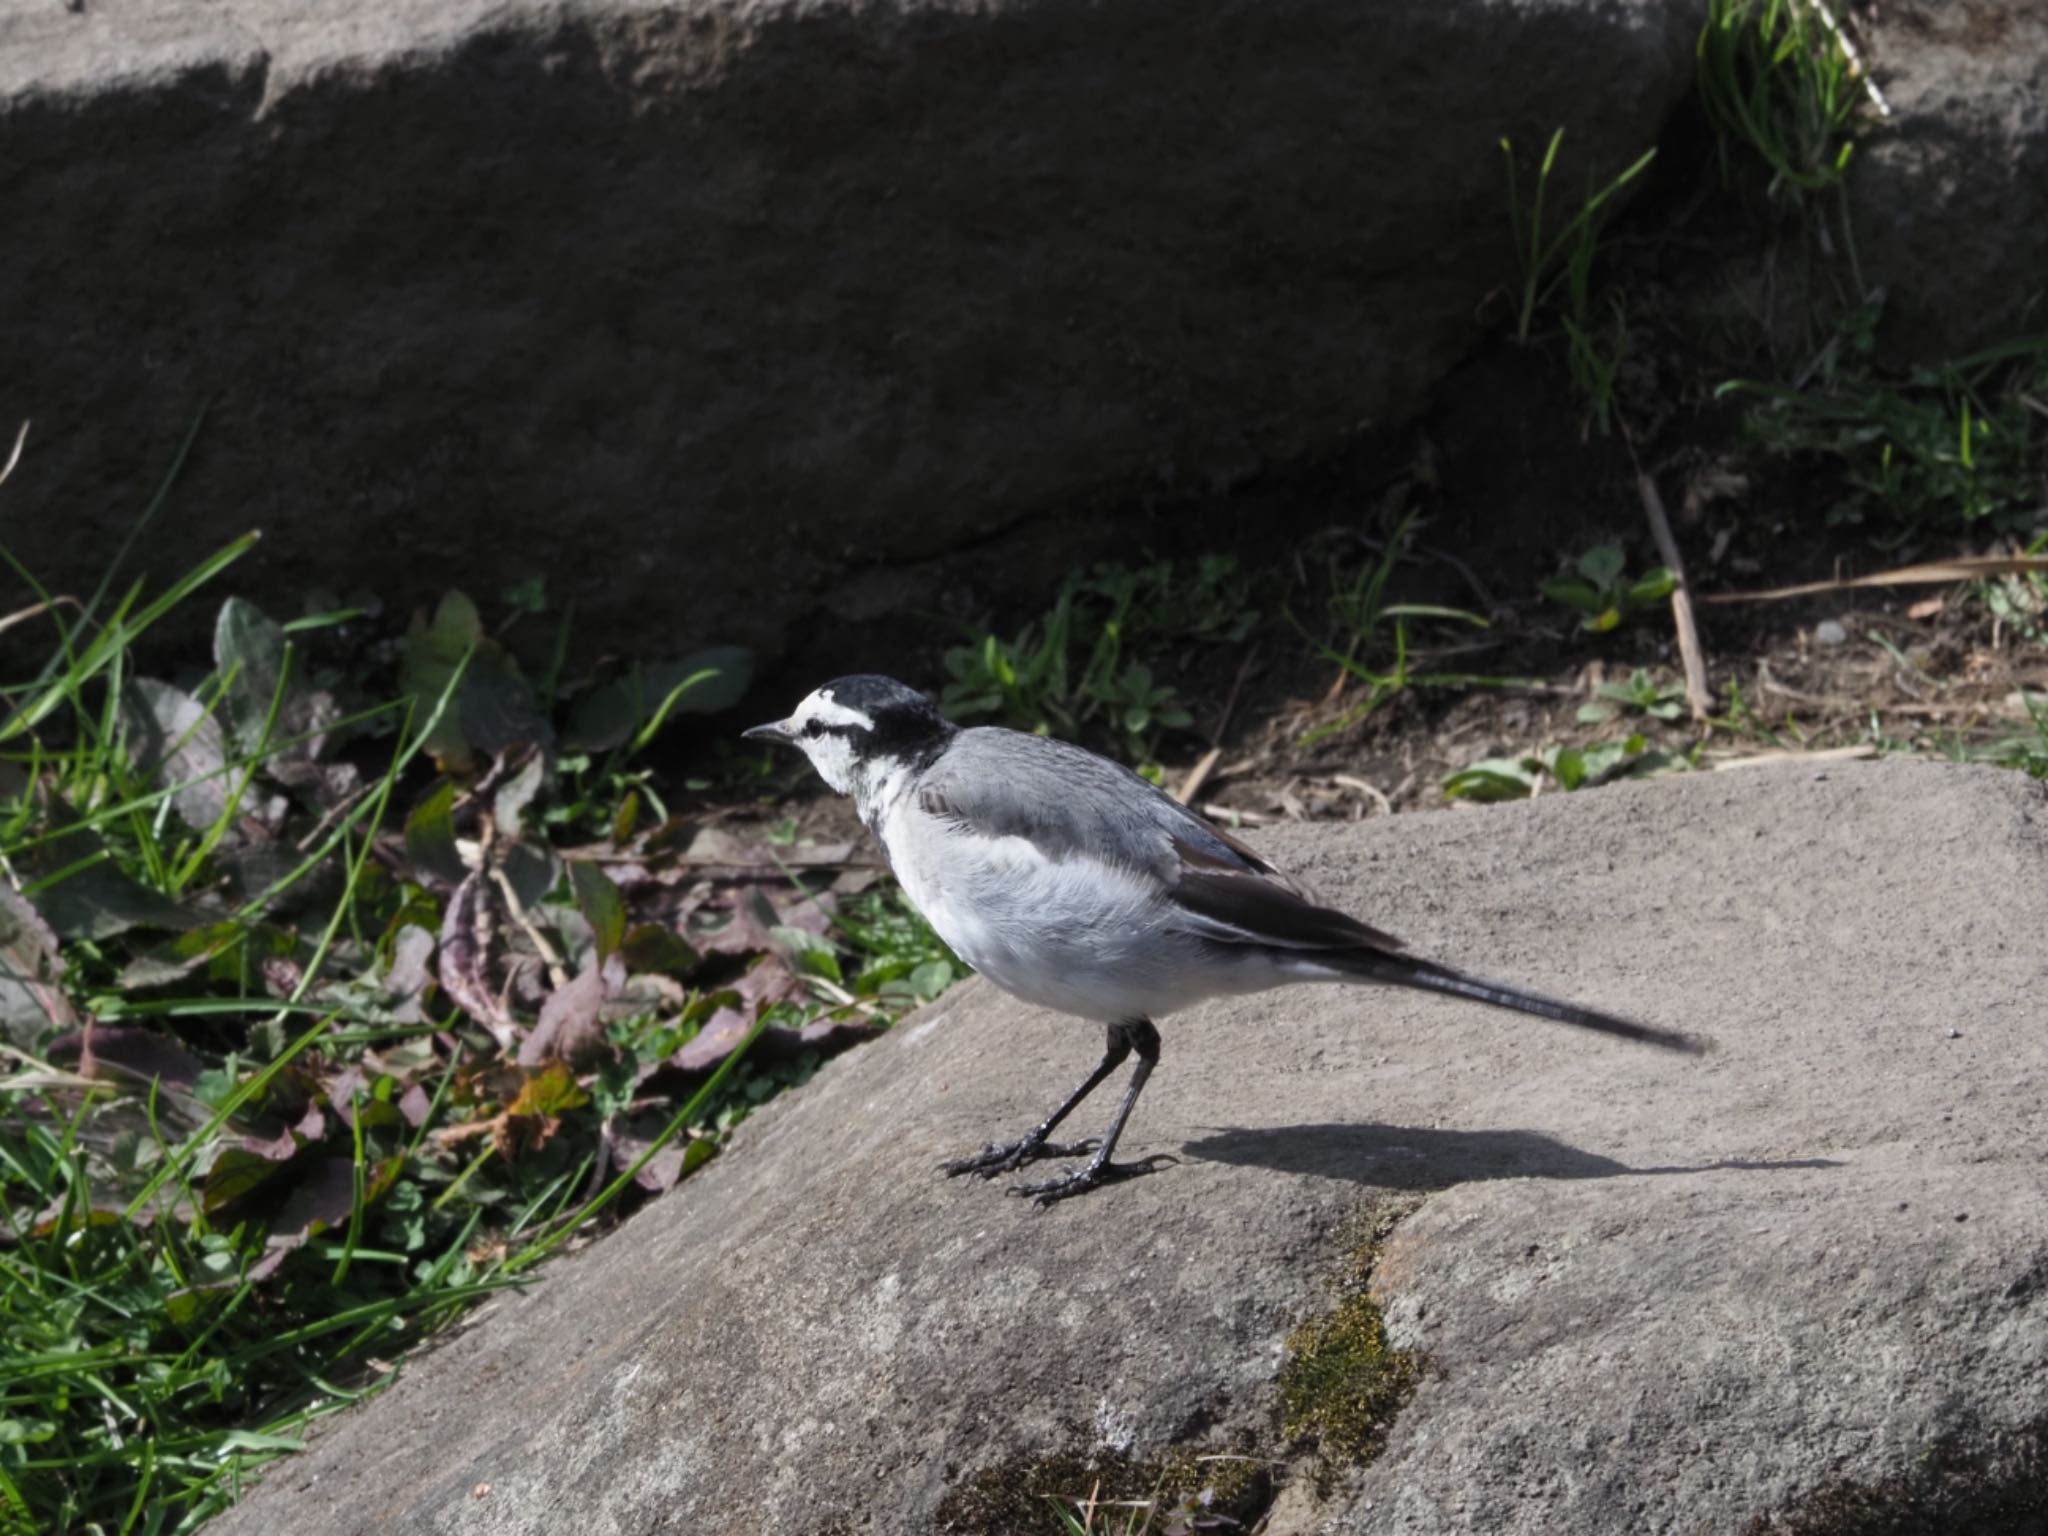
821, 675, 955, 764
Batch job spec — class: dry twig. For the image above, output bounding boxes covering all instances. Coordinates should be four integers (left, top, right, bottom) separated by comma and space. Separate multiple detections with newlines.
1634, 465, 1714, 722
1706, 554, 2048, 605
1174, 746, 1223, 806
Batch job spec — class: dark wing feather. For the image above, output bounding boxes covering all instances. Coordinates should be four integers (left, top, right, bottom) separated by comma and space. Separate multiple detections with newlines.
1168, 831, 1406, 952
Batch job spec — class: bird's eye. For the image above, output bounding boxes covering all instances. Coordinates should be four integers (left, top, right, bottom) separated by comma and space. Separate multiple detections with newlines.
804, 719, 825, 739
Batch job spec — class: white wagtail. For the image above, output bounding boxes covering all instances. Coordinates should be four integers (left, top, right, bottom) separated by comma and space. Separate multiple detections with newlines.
745, 674, 1701, 1205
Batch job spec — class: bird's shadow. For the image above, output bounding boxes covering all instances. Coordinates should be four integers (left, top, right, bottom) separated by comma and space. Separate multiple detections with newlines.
1181, 1122, 1840, 1192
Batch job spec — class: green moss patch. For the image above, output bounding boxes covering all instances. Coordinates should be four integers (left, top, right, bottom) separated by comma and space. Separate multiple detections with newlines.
1276, 1204, 1425, 1473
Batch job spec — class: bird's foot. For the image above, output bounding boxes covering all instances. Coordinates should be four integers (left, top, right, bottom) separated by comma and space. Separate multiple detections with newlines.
938, 1136, 1100, 1179
1008, 1153, 1176, 1207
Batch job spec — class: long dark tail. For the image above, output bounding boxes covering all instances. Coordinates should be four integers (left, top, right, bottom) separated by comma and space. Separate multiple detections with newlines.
1336, 951, 1705, 1055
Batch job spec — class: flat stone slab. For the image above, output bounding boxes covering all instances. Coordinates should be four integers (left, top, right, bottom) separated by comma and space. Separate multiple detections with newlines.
0, 0, 1699, 661
209, 758, 2048, 1533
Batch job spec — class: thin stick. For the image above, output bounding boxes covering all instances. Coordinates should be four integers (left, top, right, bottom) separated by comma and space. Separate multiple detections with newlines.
1705, 554, 2048, 604
1210, 645, 1258, 747
0, 421, 26, 489
1330, 773, 1394, 817
1635, 467, 1713, 722
1174, 746, 1222, 806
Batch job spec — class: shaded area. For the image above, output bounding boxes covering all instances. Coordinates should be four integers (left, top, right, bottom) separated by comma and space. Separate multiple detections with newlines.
1182, 1121, 1840, 1191
1741, 1418, 2048, 1536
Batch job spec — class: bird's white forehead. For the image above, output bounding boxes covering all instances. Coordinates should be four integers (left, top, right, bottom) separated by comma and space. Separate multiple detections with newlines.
793, 689, 874, 732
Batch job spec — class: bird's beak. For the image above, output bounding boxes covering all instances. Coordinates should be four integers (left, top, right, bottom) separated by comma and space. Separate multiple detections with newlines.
742, 718, 796, 745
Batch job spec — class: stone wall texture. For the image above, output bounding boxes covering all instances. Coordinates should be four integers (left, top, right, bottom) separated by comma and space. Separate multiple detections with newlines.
0, 0, 1703, 658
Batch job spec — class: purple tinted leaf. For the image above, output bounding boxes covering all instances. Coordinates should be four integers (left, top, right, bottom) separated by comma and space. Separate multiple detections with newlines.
669, 1005, 755, 1073
398, 1082, 432, 1127
239, 1098, 329, 1162
247, 1234, 305, 1284
213, 843, 327, 919
519, 954, 623, 1068
606, 1123, 717, 1193
260, 953, 304, 998
669, 1006, 876, 1078
247, 1154, 400, 1283
46, 1023, 202, 1093
119, 677, 232, 832
270, 1156, 359, 1236
266, 752, 361, 808
0, 879, 76, 1048
734, 958, 809, 1012
693, 887, 789, 957
618, 922, 699, 977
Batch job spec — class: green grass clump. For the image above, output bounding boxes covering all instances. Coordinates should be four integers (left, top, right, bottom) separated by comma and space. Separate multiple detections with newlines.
1499, 127, 1657, 439
1276, 1242, 1421, 1470
1698, 0, 1866, 201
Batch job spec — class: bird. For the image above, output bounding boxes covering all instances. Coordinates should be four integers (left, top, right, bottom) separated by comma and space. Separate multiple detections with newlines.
744, 674, 1701, 1205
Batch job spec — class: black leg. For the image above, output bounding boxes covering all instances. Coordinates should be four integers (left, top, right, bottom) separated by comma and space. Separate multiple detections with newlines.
939, 1021, 1134, 1178
1008, 1019, 1173, 1206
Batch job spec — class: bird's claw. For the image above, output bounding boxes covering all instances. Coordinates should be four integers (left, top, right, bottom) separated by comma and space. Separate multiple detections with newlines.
1008, 1153, 1176, 1207
938, 1137, 1100, 1179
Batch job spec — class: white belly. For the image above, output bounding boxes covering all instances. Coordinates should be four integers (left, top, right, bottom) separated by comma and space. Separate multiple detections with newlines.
875, 798, 1259, 1023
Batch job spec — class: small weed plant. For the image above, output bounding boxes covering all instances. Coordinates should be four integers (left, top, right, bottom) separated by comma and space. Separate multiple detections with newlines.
1443, 734, 1689, 802
1580, 668, 1688, 724
1541, 544, 1677, 632
1981, 533, 2048, 645
1723, 325, 2048, 538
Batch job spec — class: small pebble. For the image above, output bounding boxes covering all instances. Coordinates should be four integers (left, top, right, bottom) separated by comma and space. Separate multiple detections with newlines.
1815, 619, 1848, 646
1947, 1028, 1962, 1039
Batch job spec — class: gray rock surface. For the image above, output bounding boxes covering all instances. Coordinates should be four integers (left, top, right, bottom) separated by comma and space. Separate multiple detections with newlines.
0, 0, 1699, 661
1851, 0, 2048, 360
208, 758, 2048, 1534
